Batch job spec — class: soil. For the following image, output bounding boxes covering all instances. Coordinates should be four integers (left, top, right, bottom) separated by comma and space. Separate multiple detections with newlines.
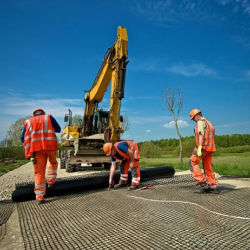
0, 162, 250, 250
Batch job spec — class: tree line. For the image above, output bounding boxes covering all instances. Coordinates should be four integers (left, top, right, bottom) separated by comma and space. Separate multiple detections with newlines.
139, 133, 250, 150
138, 133, 250, 158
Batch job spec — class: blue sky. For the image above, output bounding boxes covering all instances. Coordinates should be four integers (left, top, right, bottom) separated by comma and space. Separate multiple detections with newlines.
0, 0, 250, 143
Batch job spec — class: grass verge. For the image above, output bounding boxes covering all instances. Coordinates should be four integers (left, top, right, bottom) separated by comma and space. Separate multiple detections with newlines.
0, 153, 249, 177
140, 153, 250, 177
0, 160, 29, 174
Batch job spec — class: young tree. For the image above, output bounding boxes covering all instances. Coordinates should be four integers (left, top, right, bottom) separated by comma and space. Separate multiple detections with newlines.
72, 114, 83, 127
0, 138, 9, 148
6, 117, 31, 147
121, 112, 130, 135
64, 114, 83, 129
161, 87, 185, 163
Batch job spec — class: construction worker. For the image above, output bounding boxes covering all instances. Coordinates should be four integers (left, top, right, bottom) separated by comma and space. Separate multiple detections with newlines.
189, 109, 219, 194
21, 108, 61, 204
103, 141, 141, 190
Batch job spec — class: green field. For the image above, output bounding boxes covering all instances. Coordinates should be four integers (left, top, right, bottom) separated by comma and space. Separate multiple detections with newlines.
0, 159, 29, 174
140, 152, 250, 177
0, 153, 250, 177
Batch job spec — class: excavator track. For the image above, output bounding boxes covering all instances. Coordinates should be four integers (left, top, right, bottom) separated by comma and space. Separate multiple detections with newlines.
59, 150, 66, 169
65, 150, 75, 173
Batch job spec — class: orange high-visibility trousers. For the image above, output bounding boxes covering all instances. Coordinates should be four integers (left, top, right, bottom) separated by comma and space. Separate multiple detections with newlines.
33, 150, 58, 201
189, 148, 218, 189
119, 159, 141, 186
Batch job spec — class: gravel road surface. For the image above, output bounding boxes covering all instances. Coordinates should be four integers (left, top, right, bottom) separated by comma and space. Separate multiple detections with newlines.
0, 161, 250, 250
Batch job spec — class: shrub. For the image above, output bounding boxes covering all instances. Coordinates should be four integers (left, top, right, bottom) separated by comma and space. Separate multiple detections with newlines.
140, 142, 161, 159
213, 147, 222, 156
221, 145, 250, 153
0, 146, 25, 160
173, 139, 195, 158
173, 140, 222, 157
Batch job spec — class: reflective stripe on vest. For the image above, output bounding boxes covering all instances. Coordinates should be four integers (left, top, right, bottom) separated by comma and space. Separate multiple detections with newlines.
195, 118, 216, 152
23, 115, 58, 158
24, 116, 57, 142
127, 141, 140, 160
114, 141, 140, 160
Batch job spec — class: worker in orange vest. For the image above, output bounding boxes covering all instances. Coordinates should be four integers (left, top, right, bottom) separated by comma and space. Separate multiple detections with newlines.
103, 141, 141, 190
21, 108, 61, 204
189, 109, 219, 194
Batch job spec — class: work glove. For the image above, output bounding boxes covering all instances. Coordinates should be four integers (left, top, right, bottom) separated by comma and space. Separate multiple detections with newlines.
30, 157, 36, 164
197, 146, 203, 157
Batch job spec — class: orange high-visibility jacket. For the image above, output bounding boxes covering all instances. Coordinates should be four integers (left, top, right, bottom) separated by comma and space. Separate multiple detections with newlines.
195, 118, 216, 152
23, 115, 59, 158
113, 141, 140, 160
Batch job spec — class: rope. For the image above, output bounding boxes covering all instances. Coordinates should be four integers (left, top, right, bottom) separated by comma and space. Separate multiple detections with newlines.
127, 195, 250, 220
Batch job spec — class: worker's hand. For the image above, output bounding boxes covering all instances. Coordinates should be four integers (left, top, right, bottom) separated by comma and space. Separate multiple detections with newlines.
197, 146, 203, 157
129, 162, 134, 168
30, 157, 36, 164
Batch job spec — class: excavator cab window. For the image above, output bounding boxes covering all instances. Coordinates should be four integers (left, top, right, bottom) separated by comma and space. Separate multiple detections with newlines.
64, 115, 69, 123
64, 109, 72, 125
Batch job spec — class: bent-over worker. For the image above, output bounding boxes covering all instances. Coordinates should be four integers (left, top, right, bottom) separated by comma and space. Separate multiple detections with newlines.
103, 140, 141, 190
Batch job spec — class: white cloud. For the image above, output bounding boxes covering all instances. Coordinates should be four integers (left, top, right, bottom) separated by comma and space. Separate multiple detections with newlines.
218, 121, 250, 128
167, 63, 216, 77
0, 96, 84, 117
0, 89, 86, 141
146, 129, 151, 133
217, 0, 250, 16
163, 120, 190, 128
131, 0, 250, 33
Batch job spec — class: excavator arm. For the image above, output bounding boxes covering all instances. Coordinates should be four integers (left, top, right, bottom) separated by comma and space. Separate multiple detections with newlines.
83, 26, 128, 143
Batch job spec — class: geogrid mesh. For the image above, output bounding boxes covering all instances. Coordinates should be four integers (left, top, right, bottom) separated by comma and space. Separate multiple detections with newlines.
16, 175, 250, 250
12, 167, 175, 202
0, 200, 14, 241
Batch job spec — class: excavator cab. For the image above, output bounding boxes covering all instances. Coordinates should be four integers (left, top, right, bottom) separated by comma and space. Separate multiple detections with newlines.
94, 110, 109, 134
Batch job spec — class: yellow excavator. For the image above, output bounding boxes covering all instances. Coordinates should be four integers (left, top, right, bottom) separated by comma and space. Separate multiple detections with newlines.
60, 26, 128, 172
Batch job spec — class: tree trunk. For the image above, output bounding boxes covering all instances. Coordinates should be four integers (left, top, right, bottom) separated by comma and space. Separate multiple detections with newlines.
175, 121, 183, 164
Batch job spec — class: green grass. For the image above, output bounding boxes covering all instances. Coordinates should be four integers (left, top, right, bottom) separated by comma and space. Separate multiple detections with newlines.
1, 153, 250, 177
140, 152, 250, 177
0, 160, 29, 173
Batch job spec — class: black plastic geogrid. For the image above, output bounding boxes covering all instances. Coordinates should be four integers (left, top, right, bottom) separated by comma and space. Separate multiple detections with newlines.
16, 175, 250, 250
0, 200, 14, 242
12, 166, 175, 202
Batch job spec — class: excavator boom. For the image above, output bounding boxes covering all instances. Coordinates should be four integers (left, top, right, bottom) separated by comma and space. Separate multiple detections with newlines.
83, 26, 128, 143
60, 26, 128, 172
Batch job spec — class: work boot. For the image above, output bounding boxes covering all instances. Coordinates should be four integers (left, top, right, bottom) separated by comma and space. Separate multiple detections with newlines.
37, 200, 45, 205
203, 186, 219, 194
114, 183, 127, 189
108, 180, 115, 191
193, 181, 207, 191
195, 181, 207, 187
128, 185, 139, 191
